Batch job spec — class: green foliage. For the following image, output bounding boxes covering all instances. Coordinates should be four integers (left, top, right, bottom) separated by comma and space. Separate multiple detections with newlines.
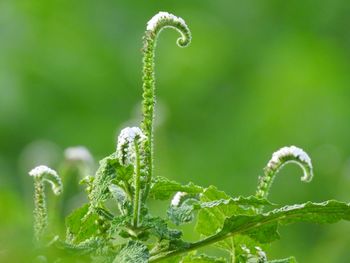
149, 176, 203, 200
195, 186, 263, 254
181, 253, 226, 263
87, 153, 122, 208
65, 204, 100, 244
268, 258, 297, 263
27, 11, 350, 263
113, 241, 149, 263
219, 201, 350, 244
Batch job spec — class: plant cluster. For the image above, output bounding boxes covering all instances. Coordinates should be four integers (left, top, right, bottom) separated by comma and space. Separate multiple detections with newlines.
29, 12, 350, 263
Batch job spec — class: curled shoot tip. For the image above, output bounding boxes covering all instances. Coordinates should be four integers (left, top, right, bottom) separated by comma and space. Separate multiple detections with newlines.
29, 165, 63, 195
117, 127, 147, 166
256, 146, 313, 200
141, 11, 191, 203
267, 145, 313, 182
29, 165, 62, 243
146, 11, 191, 47
171, 192, 188, 207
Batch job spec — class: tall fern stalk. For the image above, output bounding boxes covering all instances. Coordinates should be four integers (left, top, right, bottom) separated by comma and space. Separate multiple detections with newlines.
141, 12, 191, 201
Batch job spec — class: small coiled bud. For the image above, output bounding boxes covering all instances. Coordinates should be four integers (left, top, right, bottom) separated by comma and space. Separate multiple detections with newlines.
117, 127, 147, 166
29, 165, 63, 195
146, 11, 191, 47
171, 192, 188, 207
29, 165, 63, 243
256, 146, 313, 200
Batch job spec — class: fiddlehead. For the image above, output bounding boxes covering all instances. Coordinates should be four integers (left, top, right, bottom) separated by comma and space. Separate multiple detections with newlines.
256, 145, 313, 200
141, 12, 192, 201
29, 165, 63, 243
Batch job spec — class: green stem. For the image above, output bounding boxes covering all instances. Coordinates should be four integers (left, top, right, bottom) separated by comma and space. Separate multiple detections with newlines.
141, 34, 154, 203
132, 140, 142, 227
33, 179, 47, 243
149, 216, 277, 261
29, 165, 62, 244
141, 12, 191, 202
149, 231, 230, 262
150, 200, 344, 262
230, 251, 235, 263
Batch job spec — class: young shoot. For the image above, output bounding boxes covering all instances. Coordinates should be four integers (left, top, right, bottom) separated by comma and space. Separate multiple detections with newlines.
26, 12, 350, 263
117, 127, 147, 227
141, 11, 191, 201
256, 145, 313, 200
29, 165, 63, 243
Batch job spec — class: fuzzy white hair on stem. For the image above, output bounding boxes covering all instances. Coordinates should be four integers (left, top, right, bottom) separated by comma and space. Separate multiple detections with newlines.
141, 11, 191, 203
29, 165, 63, 243
267, 145, 313, 182
256, 146, 313, 200
29, 165, 63, 195
171, 192, 188, 207
147, 11, 186, 31
117, 127, 147, 166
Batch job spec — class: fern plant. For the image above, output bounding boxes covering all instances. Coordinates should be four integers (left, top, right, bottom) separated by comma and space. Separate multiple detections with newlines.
28, 12, 350, 263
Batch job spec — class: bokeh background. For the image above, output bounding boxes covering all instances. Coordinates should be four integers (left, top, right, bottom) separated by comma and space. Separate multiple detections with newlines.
1, 0, 350, 262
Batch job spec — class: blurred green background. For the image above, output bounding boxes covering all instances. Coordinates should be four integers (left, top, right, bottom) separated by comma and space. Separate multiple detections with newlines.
1, 0, 350, 262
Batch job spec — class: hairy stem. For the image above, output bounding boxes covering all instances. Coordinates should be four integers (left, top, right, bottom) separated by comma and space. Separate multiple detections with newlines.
132, 140, 142, 227
256, 146, 313, 200
141, 12, 191, 202
230, 251, 235, 263
33, 179, 47, 242
29, 165, 62, 243
149, 231, 229, 262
